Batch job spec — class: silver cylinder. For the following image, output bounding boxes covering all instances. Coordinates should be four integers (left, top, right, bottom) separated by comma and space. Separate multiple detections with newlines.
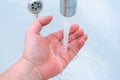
60, 0, 77, 17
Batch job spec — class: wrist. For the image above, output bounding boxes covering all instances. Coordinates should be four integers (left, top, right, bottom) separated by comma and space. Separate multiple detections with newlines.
21, 57, 42, 80
1, 57, 42, 80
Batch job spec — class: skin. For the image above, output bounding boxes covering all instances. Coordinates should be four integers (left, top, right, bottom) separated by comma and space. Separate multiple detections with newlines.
0, 15, 88, 80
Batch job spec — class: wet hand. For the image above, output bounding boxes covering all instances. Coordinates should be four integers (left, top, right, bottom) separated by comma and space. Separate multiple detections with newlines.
23, 15, 88, 80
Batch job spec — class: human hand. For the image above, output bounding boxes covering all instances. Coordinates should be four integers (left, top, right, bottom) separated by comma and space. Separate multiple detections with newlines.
23, 15, 88, 80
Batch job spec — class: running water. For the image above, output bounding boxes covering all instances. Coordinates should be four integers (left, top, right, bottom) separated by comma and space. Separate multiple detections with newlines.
63, 18, 79, 60
63, 17, 71, 51
58, 18, 71, 80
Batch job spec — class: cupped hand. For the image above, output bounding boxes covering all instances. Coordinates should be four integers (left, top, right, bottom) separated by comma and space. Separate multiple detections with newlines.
23, 15, 88, 80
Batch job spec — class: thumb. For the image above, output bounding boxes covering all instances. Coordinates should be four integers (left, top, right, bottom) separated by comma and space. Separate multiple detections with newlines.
28, 15, 53, 34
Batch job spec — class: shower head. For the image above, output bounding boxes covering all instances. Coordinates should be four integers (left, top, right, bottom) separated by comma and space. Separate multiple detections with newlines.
28, 0, 43, 17
60, 0, 77, 17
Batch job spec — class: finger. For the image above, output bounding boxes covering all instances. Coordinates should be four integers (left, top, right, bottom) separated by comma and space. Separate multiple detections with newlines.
82, 34, 88, 41
69, 34, 88, 45
50, 24, 79, 41
78, 34, 88, 41
67, 34, 88, 60
68, 39, 85, 60
69, 28, 84, 42
69, 24, 79, 35
60, 38, 85, 64
28, 15, 53, 34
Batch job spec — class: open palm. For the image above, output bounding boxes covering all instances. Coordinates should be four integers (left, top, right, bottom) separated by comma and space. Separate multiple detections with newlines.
23, 16, 88, 80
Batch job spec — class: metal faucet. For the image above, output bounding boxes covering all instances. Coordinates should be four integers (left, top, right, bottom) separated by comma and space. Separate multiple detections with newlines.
60, 0, 77, 17
28, 0, 77, 18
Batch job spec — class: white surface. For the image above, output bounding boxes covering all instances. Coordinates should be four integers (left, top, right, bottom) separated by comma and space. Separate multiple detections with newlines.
0, 0, 120, 80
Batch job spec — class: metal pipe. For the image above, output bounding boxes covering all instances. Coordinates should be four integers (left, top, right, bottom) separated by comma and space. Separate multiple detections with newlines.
60, 0, 77, 17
